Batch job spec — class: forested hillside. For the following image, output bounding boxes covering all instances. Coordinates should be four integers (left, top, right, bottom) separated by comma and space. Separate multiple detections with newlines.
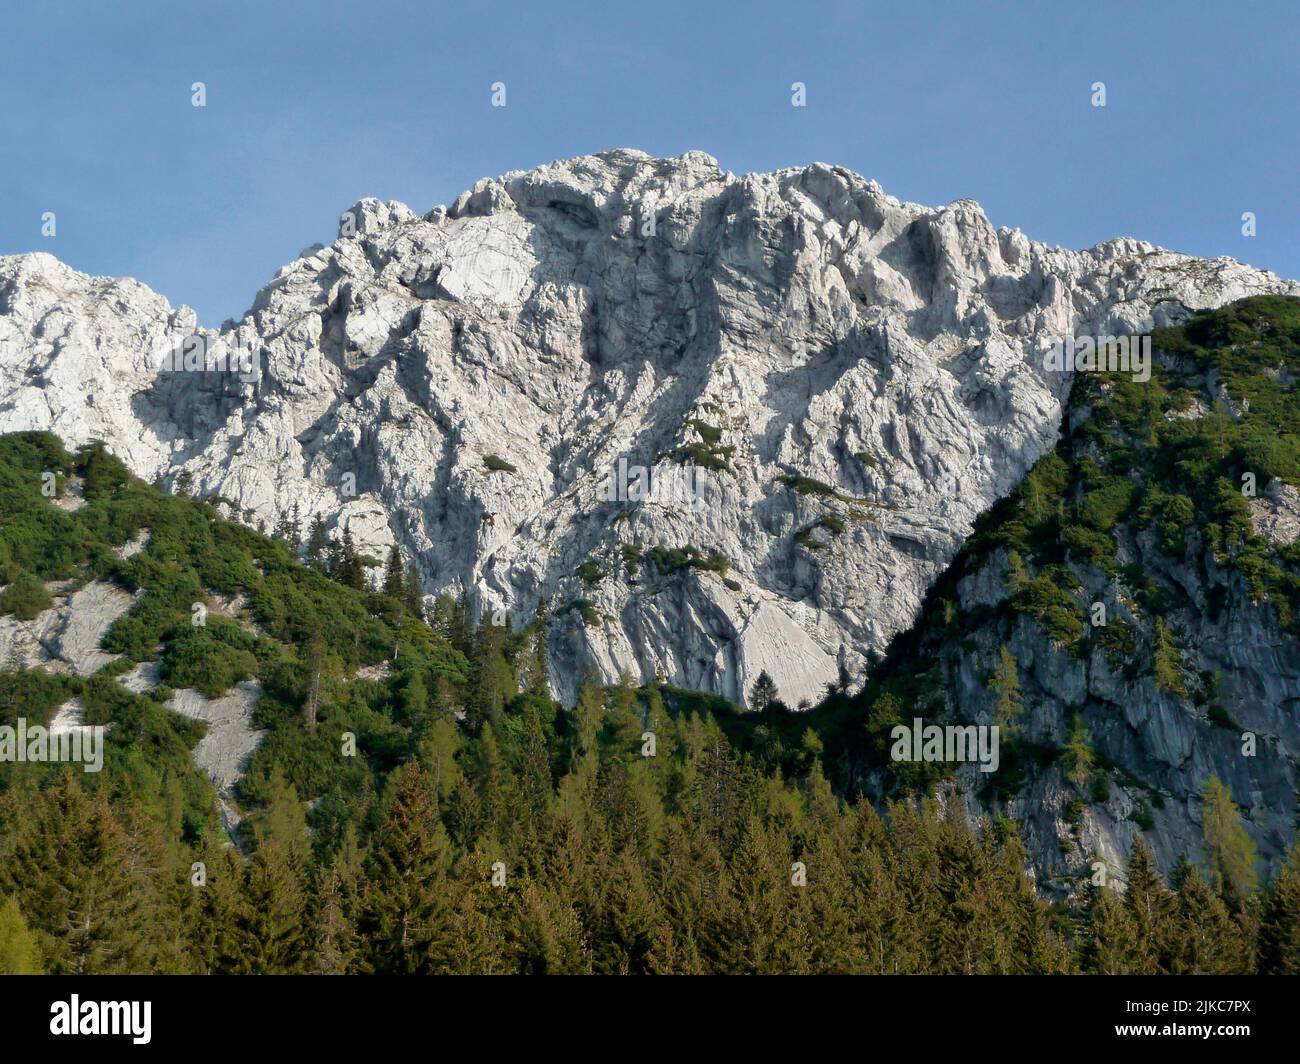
0, 382, 1298, 971
752, 297, 1300, 901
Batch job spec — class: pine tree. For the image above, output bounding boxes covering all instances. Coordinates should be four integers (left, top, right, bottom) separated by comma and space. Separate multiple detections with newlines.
707, 817, 791, 974
588, 850, 663, 975
504, 877, 592, 975
517, 705, 553, 838
1168, 851, 1194, 892
473, 725, 510, 847
311, 866, 357, 974
1078, 879, 1136, 974
467, 620, 514, 727
192, 842, 245, 974
399, 665, 431, 734
602, 671, 644, 759
272, 508, 293, 542
1152, 617, 1188, 697
1006, 549, 1030, 593
558, 678, 603, 820
522, 600, 550, 697
691, 732, 744, 852
330, 528, 364, 589
249, 766, 312, 866
417, 710, 465, 803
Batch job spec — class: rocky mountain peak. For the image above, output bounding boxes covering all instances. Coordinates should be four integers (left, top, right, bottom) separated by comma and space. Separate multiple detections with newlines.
3, 150, 1298, 706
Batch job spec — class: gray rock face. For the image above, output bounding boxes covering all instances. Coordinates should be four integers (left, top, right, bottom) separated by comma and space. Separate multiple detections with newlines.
166, 681, 265, 835
942, 530, 1300, 892
2, 149, 1298, 707
0, 578, 136, 675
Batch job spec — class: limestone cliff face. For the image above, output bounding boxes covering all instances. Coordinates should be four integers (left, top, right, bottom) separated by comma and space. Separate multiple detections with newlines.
943, 537, 1300, 893
2, 149, 1297, 709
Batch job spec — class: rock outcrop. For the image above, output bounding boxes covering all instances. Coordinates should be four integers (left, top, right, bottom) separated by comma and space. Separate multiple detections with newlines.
2, 149, 1298, 708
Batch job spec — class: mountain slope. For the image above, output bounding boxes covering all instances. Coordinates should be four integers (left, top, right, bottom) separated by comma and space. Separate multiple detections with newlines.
2, 150, 1298, 706
1, 432, 1295, 973
785, 297, 1300, 887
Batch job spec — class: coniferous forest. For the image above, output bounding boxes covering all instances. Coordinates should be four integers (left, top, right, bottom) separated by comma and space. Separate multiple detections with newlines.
0, 426, 1297, 975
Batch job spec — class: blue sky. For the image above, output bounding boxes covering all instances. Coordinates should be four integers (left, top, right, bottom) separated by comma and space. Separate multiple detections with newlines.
2, 0, 1296, 325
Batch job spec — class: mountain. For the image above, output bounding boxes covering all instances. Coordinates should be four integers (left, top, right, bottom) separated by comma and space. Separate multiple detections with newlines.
758, 296, 1300, 890
3, 149, 1297, 709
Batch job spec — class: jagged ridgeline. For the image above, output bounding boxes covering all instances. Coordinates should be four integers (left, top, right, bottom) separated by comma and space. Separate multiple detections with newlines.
757, 296, 1300, 899
7, 151, 1300, 718
0, 411, 1299, 974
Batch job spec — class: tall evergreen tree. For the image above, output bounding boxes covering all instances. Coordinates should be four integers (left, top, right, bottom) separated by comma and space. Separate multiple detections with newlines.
1258, 846, 1300, 974
311, 866, 357, 975
361, 762, 461, 974
748, 671, 779, 713
1062, 712, 1095, 787
1123, 837, 1173, 974
382, 545, 404, 598
304, 515, 329, 570
232, 841, 307, 974
1168, 865, 1246, 974
403, 565, 425, 618
8, 774, 179, 974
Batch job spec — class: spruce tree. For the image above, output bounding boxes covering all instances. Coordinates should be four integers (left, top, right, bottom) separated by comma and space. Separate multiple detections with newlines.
1258, 847, 1300, 974
9, 774, 176, 974
192, 842, 245, 974
748, 671, 779, 713
249, 766, 312, 866
361, 761, 461, 974
1078, 879, 1136, 975
1169, 865, 1246, 974
311, 866, 357, 975
233, 841, 307, 974
305, 515, 329, 570
517, 704, 554, 838
1123, 837, 1173, 974
403, 564, 425, 618
382, 545, 404, 598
